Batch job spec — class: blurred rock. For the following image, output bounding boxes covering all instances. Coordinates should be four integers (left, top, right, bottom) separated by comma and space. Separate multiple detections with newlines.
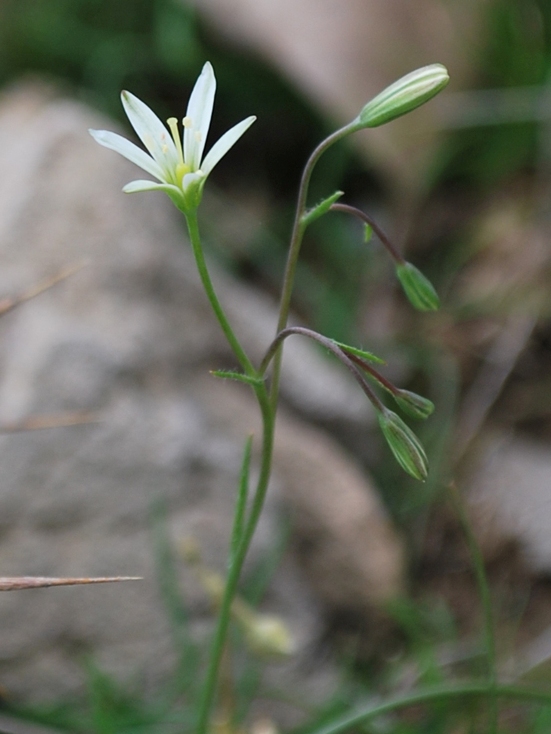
190, 0, 483, 193
468, 433, 551, 574
0, 81, 404, 706
200, 379, 405, 612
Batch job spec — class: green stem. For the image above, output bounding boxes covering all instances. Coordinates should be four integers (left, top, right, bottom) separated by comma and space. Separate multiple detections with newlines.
187, 205, 277, 734
329, 202, 405, 264
186, 210, 256, 377
269, 122, 358, 411
190, 119, 356, 732
195, 384, 275, 734
315, 682, 551, 734
230, 436, 253, 561
260, 326, 385, 413
450, 484, 498, 733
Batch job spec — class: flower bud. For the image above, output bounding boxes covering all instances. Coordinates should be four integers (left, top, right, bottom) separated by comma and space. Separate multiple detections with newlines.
394, 389, 435, 420
242, 613, 295, 659
378, 409, 429, 481
358, 64, 449, 128
396, 261, 440, 312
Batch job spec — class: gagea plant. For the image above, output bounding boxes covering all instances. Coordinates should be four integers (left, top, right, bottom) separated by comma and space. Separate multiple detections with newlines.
91, 61, 448, 733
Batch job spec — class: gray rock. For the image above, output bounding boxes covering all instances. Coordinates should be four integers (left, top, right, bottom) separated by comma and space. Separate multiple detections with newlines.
468, 432, 551, 574
0, 81, 405, 711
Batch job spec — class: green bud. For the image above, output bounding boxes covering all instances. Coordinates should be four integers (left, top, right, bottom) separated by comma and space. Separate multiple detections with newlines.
396, 261, 440, 312
378, 409, 429, 481
394, 389, 435, 420
301, 191, 344, 227
358, 64, 449, 128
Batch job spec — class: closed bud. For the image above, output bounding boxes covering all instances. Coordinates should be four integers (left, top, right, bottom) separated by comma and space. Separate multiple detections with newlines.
241, 613, 295, 659
358, 64, 449, 128
396, 261, 440, 312
378, 409, 429, 481
394, 389, 435, 420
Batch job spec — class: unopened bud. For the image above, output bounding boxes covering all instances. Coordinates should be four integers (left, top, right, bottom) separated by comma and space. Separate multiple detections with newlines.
394, 389, 434, 420
358, 64, 449, 128
242, 613, 295, 659
396, 261, 440, 312
378, 409, 429, 481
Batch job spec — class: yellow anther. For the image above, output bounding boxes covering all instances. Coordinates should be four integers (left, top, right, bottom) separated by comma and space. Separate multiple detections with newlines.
167, 117, 184, 165
183, 116, 193, 129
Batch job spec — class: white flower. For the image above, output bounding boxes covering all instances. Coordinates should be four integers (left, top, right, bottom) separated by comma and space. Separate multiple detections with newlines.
90, 62, 256, 212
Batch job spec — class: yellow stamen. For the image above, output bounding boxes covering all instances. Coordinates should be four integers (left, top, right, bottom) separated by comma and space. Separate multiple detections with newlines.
183, 116, 193, 129
167, 117, 184, 165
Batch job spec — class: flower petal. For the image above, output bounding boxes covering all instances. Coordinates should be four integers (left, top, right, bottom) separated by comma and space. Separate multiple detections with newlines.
89, 129, 165, 181
201, 116, 256, 176
121, 91, 179, 174
184, 61, 216, 170
123, 179, 182, 195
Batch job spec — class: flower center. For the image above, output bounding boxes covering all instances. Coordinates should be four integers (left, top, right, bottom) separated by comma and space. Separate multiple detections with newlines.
167, 117, 191, 185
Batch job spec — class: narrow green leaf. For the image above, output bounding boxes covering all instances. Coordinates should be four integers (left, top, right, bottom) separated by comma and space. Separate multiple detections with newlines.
364, 223, 373, 243
334, 341, 386, 365
210, 370, 264, 387
301, 191, 344, 227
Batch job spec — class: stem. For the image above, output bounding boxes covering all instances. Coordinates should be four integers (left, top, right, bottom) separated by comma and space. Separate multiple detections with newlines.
345, 351, 398, 395
186, 210, 256, 377
230, 436, 253, 561
195, 385, 275, 734
449, 483, 498, 734
190, 119, 359, 732
269, 122, 358, 411
185, 210, 277, 734
261, 326, 385, 413
330, 202, 405, 264
315, 682, 551, 734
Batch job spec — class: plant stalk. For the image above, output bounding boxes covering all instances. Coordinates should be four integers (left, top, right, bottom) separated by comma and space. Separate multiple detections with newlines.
186, 211, 276, 734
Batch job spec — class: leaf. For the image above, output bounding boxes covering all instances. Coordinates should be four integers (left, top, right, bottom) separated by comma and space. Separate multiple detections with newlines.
301, 191, 344, 227
333, 341, 386, 364
210, 370, 264, 387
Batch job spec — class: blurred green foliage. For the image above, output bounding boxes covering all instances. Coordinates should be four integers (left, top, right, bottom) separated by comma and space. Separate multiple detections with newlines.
0, 0, 202, 116
439, 0, 551, 188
